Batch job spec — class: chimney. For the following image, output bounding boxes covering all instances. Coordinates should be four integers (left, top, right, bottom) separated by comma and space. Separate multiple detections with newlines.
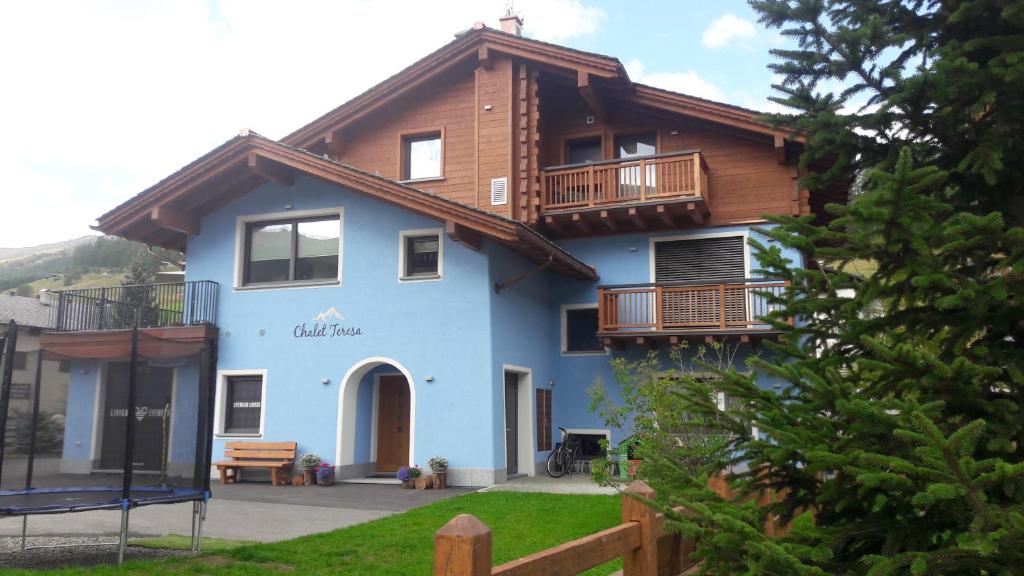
499, 9, 523, 36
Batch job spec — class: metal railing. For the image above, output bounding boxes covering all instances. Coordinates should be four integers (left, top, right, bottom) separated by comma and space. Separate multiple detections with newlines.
49, 281, 218, 332
598, 278, 790, 333
541, 150, 709, 211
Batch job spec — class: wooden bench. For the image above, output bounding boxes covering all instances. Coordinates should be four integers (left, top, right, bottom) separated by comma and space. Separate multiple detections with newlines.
213, 441, 296, 486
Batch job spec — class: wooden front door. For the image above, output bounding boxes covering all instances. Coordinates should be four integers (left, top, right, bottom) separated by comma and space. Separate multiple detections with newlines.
375, 374, 410, 472
504, 372, 519, 476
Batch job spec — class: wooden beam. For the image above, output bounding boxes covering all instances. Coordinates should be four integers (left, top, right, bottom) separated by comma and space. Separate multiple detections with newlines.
774, 134, 787, 165
704, 335, 714, 344
578, 71, 608, 122
544, 215, 564, 235
603, 337, 626, 351
247, 154, 294, 186
571, 212, 591, 233
687, 203, 704, 224
325, 129, 347, 158
599, 210, 618, 231
628, 207, 646, 229
446, 220, 482, 251
149, 204, 199, 236
477, 45, 493, 70
669, 335, 680, 345
636, 336, 657, 350
740, 334, 750, 344
656, 204, 674, 227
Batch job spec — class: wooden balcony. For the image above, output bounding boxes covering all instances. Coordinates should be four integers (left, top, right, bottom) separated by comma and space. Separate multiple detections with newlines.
540, 150, 710, 236
597, 279, 790, 346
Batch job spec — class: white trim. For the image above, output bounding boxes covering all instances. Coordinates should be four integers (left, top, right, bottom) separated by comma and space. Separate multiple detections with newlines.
397, 227, 444, 283
647, 229, 751, 283
232, 206, 344, 290
213, 369, 268, 438
502, 364, 535, 477
337, 358, 416, 468
560, 303, 608, 356
88, 362, 106, 463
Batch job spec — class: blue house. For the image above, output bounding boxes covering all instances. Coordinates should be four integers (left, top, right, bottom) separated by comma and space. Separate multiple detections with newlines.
45, 19, 834, 486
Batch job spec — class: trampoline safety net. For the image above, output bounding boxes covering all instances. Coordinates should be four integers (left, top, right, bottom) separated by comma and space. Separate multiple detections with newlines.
0, 322, 215, 516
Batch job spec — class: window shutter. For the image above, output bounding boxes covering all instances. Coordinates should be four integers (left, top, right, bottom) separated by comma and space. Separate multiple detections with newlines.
654, 236, 745, 283
536, 389, 552, 451
490, 177, 508, 205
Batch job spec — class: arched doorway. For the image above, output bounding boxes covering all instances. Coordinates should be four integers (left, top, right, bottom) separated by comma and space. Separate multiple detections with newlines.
336, 357, 415, 476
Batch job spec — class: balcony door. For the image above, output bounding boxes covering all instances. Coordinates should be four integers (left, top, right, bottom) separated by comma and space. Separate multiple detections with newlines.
614, 132, 657, 199
654, 236, 748, 328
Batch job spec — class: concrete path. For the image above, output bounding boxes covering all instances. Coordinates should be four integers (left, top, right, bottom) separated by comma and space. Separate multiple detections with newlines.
0, 482, 472, 543
481, 474, 619, 495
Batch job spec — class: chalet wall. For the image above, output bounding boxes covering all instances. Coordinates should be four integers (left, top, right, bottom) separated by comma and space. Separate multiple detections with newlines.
334, 59, 514, 218
538, 80, 798, 226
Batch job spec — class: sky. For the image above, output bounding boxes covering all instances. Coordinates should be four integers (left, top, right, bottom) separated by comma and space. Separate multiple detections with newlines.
0, 0, 790, 248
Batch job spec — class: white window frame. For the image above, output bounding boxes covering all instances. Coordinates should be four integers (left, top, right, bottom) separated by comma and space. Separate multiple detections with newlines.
647, 230, 751, 283
233, 207, 344, 291
214, 369, 268, 438
398, 228, 443, 282
560, 303, 608, 356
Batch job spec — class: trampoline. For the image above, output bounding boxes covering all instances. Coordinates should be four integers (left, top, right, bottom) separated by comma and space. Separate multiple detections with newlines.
0, 320, 217, 563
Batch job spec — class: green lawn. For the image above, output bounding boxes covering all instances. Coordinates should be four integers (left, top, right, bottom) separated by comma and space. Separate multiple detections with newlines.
1, 492, 622, 576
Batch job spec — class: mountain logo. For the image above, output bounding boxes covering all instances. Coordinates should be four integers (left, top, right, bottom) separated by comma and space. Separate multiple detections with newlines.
314, 307, 344, 322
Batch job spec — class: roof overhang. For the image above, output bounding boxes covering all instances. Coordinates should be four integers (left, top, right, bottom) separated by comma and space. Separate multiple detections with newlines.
95, 131, 597, 281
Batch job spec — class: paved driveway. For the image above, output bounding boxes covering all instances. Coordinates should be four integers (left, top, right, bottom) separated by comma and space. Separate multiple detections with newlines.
0, 481, 472, 543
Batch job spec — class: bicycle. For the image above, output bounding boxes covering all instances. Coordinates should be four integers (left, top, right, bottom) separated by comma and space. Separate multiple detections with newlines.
546, 427, 580, 478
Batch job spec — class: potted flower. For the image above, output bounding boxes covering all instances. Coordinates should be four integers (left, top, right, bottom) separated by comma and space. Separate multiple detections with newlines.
427, 456, 448, 489
414, 465, 433, 490
297, 453, 322, 486
396, 465, 420, 489
315, 462, 335, 486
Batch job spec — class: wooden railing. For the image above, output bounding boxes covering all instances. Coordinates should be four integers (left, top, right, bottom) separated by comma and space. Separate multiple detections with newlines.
433, 480, 699, 576
599, 279, 790, 333
541, 151, 709, 211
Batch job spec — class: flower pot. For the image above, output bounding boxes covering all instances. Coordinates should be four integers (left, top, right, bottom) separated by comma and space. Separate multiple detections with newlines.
317, 474, 335, 486
415, 475, 433, 490
303, 470, 315, 486
431, 470, 447, 489
627, 460, 642, 478
401, 479, 415, 489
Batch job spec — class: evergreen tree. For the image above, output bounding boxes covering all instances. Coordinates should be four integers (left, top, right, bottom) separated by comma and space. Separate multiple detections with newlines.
593, 2, 1024, 574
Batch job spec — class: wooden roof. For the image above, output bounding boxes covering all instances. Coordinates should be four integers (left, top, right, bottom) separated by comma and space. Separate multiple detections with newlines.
282, 26, 798, 151
94, 131, 597, 280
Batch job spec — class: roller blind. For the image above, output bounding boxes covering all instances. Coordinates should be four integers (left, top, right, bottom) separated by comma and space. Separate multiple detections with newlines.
654, 236, 745, 283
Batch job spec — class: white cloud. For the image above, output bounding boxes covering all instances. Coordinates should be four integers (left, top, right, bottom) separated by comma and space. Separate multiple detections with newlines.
0, 0, 604, 247
625, 59, 725, 102
702, 14, 757, 48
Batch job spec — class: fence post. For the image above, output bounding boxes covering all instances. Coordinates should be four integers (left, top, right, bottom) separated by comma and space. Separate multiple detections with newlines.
622, 480, 658, 576
434, 514, 492, 576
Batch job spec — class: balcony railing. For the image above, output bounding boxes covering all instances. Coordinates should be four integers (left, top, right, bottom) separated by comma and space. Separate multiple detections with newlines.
541, 150, 708, 211
598, 279, 790, 334
50, 281, 218, 332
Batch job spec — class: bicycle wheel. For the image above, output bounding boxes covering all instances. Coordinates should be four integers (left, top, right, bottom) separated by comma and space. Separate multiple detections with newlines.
546, 448, 567, 478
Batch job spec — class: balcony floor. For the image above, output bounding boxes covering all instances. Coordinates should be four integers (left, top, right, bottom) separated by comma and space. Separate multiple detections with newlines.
600, 327, 783, 348
541, 197, 709, 238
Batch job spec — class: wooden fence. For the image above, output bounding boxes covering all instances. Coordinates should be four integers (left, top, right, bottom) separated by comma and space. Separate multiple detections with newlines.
433, 480, 700, 576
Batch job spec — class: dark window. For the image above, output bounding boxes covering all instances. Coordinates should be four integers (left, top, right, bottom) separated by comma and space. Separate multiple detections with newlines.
13, 351, 27, 370
654, 236, 745, 283
536, 389, 552, 451
402, 133, 442, 180
404, 235, 439, 277
565, 307, 603, 353
614, 132, 657, 159
224, 376, 263, 434
58, 360, 70, 373
244, 216, 339, 285
565, 137, 603, 164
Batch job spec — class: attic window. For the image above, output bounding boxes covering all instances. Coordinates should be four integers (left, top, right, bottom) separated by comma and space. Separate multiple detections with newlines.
402, 132, 442, 180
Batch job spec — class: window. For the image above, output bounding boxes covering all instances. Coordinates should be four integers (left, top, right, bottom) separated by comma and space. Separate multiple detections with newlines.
402, 132, 442, 180
565, 137, 603, 164
222, 375, 264, 435
399, 229, 443, 281
562, 305, 605, 354
243, 215, 340, 286
653, 235, 746, 283
13, 351, 27, 370
614, 132, 657, 159
536, 389, 552, 451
